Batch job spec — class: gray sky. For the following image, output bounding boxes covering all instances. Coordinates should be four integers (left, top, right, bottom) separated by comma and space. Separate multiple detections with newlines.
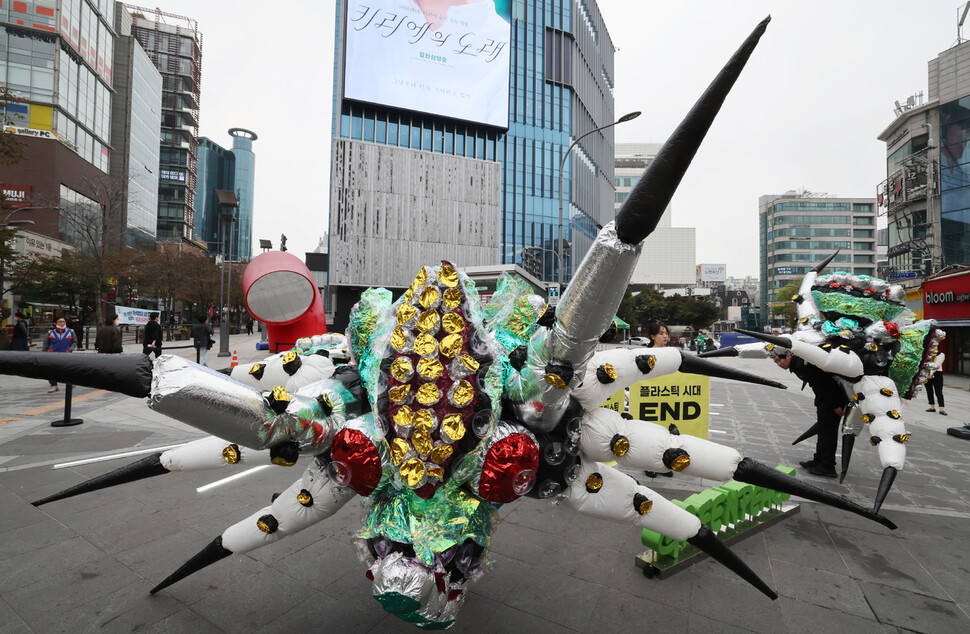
153, 1, 963, 277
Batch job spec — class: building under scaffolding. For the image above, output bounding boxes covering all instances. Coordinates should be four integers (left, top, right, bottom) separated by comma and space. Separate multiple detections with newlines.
125, 5, 203, 246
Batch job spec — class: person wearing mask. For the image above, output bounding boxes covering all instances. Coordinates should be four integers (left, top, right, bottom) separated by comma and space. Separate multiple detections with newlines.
95, 314, 123, 354
191, 315, 214, 366
143, 312, 162, 358
646, 321, 670, 348
771, 349, 847, 477
43, 316, 77, 392
11, 312, 30, 351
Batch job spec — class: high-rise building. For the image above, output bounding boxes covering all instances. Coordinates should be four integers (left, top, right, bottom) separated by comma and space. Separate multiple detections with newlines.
758, 190, 877, 328
0, 0, 116, 244
615, 143, 696, 288
193, 128, 257, 260
327, 0, 616, 329
108, 1, 161, 252
125, 5, 201, 245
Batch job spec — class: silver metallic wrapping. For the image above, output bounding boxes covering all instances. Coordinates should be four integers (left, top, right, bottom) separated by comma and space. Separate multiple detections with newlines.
520, 221, 641, 430
149, 356, 275, 450
370, 551, 435, 606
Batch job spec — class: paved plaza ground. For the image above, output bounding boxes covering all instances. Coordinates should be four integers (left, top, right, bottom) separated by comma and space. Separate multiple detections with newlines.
1, 337, 969, 632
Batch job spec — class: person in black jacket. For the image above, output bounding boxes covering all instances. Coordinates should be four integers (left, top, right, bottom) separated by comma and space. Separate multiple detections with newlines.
772, 350, 847, 477
190, 315, 214, 366
143, 312, 163, 358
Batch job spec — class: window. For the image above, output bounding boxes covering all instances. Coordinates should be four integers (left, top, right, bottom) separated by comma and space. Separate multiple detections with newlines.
853, 229, 874, 238
853, 216, 873, 225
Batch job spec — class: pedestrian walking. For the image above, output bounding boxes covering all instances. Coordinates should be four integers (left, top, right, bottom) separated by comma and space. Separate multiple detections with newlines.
66, 312, 84, 349
926, 353, 947, 416
245, 315, 254, 336
191, 315, 214, 366
43, 316, 77, 392
143, 312, 163, 358
95, 314, 123, 354
11, 312, 30, 351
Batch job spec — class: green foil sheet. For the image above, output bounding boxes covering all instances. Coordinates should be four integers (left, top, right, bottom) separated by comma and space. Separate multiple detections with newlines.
483, 274, 540, 348
888, 325, 931, 398
349, 287, 393, 364
811, 290, 906, 322
360, 484, 500, 567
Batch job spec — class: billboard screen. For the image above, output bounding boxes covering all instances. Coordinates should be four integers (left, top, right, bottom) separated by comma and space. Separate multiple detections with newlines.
697, 263, 727, 283
344, 0, 512, 128
940, 97, 970, 265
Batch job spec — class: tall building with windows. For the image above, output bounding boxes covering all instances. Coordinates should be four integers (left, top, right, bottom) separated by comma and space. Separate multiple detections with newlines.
229, 128, 256, 259
108, 1, 161, 252
759, 190, 877, 328
328, 0, 616, 329
193, 128, 257, 260
615, 143, 696, 288
125, 5, 201, 245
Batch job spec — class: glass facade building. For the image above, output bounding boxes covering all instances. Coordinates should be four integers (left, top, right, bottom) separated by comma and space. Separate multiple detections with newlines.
229, 128, 256, 260
0, 0, 114, 172
193, 129, 257, 260
329, 0, 616, 287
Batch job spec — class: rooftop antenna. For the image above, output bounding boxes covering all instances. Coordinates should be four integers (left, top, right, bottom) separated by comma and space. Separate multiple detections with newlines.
959, 1, 970, 44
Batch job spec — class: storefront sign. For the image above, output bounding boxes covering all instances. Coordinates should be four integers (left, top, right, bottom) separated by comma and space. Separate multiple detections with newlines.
0, 184, 31, 208
924, 271, 970, 320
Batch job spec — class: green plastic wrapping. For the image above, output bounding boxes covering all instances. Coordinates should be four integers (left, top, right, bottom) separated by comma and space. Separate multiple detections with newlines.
812, 290, 906, 323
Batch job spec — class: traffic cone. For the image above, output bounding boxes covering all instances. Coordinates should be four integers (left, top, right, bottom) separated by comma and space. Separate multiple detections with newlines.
231, 350, 238, 368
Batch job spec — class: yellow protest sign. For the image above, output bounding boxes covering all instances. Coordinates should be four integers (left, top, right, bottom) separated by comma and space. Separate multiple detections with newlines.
628, 371, 710, 439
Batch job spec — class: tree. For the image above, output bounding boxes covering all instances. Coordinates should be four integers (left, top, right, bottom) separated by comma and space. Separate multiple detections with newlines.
666, 294, 722, 333
771, 281, 801, 330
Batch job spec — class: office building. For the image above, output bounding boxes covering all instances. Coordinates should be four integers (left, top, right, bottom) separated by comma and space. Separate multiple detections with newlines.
0, 0, 116, 248
193, 128, 257, 260
126, 5, 201, 245
328, 0, 616, 329
759, 190, 877, 329
615, 143, 696, 288
108, 2, 162, 252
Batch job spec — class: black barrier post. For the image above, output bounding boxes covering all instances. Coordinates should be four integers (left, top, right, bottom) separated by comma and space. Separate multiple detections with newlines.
50, 384, 83, 427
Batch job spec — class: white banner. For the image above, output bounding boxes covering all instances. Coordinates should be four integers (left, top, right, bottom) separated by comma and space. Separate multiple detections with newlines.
114, 306, 154, 326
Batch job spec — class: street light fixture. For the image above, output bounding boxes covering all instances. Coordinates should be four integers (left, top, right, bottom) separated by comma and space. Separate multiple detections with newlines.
557, 111, 641, 291
214, 190, 239, 357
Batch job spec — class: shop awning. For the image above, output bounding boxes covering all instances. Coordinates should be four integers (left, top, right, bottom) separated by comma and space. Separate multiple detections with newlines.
613, 316, 631, 329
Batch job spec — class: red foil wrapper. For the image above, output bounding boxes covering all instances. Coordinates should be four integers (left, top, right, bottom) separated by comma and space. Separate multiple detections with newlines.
478, 433, 540, 503
330, 428, 382, 496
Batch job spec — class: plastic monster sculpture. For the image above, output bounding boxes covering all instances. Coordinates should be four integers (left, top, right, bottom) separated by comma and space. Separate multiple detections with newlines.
0, 17, 899, 629
701, 253, 945, 513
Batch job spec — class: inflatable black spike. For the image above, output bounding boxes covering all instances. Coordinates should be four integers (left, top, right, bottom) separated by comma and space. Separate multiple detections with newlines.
791, 422, 820, 446
0, 351, 153, 397
732, 328, 792, 350
150, 536, 233, 594
873, 466, 898, 514
678, 351, 786, 390
813, 250, 840, 274
614, 17, 770, 245
839, 434, 856, 484
733, 458, 896, 530
696, 347, 740, 359
687, 525, 778, 600
32, 453, 169, 506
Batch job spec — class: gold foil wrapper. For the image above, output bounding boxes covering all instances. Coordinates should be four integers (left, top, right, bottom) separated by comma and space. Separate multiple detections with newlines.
441, 413, 465, 442
880, 388, 894, 397
222, 445, 240, 464
257, 519, 274, 534
638, 498, 653, 515
897, 433, 910, 443
602, 364, 618, 380
413, 267, 428, 288
417, 358, 444, 381
296, 490, 313, 506
544, 373, 567, 390
400, 458, 426, 487
390, 357, 414, 382
396, 303, 418, 326
426, 466, 445, 480
443, 288, 462, 309
888, 410, 900, 419
611, 435, 630, 457
414, 333, 438, 356
438, 262, 459, 287
419, 287, 440, 309
403, 288, 414, 303
428, 443, 454, 465
391, 326, 409, 352
451, 379, 474, 407
393, 405, 414, 428
272, 385, 291, 404
441, 312, 465, 334
417, 310, 439, 333
389, 384, 412, 403
671, 455, 691, 471
412, 430, 433, 456
390, 437, 410, 465
416, 383, 441, 405
461, 354, 479, 373
413, 409, 436, 433
585, 473, 604, 492
440, 333, 463, 358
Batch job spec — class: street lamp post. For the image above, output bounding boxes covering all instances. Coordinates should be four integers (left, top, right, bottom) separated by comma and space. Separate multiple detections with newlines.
218, 209, 236, 357
557, 111, 641, 290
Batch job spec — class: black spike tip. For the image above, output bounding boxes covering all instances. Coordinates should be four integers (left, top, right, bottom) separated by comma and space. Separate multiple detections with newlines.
791, 422, 820, 446
678, 351, 786, 390
813, 250, 840, 274
733, 458, 896, 530
839, 434, 856, 484
732, 328, 792, 350
696, 347, 740, 359
0, 351, 153, 398
615, 16, 770, 245
150, 536, 233, 594
873, 466, 898, 514
687, 524, 777, 600
32, 453, 169, 506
